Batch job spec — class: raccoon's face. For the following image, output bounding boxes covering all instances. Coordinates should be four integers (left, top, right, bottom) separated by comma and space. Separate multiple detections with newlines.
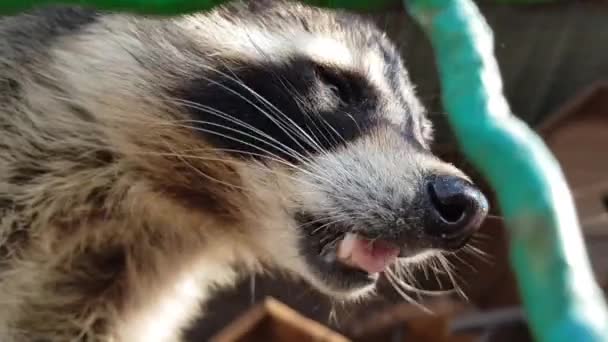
162, 1, 489, 298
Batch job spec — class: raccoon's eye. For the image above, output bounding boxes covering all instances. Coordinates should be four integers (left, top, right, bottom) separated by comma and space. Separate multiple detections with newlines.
314, 64, 352, 104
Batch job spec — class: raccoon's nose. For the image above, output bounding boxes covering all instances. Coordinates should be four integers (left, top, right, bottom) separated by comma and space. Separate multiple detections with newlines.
423, 175, 489, 249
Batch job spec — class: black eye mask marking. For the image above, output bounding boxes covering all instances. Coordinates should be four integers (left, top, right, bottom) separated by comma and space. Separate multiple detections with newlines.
173, 58, 381, 163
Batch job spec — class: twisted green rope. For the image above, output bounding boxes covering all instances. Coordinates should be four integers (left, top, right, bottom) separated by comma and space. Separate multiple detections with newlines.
1, 0, 606, 341
404, 0, 608, 340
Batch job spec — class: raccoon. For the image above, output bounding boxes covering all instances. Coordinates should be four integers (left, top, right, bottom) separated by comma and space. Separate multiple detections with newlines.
0, 1, 488, 341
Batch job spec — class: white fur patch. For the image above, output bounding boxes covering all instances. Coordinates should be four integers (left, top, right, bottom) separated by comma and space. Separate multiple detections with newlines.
177, 15, 354, 67
118, 275, 203, 342
117, 256, 237, 342
301, 36, 354, 68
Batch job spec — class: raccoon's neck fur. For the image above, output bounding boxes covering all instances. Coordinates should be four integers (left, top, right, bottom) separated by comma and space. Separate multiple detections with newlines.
0, 104, 247, 341
0, 99, 239, 341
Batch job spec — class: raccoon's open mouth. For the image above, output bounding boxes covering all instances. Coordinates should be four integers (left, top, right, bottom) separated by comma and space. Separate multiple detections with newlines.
297, 213, 409, 293
336, 233, 401, 273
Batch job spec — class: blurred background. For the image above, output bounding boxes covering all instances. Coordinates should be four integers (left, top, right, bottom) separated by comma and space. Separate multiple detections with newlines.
186, 1, 608, 340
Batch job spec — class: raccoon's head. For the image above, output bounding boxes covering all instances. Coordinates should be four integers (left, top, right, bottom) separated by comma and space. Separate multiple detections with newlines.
170, 1, 488, 298
50, 1, 488, 298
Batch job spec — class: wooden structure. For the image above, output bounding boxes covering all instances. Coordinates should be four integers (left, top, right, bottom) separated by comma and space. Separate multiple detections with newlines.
539, 82, 608, 236
210, 298, 349, 342
211, 296, 531, 342
347, 299, 476, 342
538, 82, 608, 284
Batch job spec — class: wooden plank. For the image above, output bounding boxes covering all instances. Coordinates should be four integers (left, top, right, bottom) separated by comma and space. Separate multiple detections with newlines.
211, 297, 350, 342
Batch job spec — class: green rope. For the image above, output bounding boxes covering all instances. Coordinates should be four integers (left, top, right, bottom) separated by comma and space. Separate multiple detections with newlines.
404, 0, 608, 340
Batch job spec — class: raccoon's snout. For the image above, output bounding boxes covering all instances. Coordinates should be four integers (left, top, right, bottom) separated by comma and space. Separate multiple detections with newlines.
423, 175, 489, 249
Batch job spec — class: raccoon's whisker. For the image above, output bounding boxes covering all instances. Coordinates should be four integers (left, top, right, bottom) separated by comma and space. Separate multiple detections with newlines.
433, 263, 446, 290
384, 270, 432, 314
202, 65, 326, 156
461, 250, 492, 266
51, 93, 335, 186
338, 109, 363, 137
162, 142, 248, 191
318, 235, 342, 255
133, 150, 329, 192
174, 124, 305, 170
275, 72, 346, 151
141, 124, 291, 170
436, 254, 468, 300
246, 37, 346, 153
178, 145, 336, 187
242, 35, 331, 154
389, 278, 425, 309
197, 71, 316, 156
461, 243, 491, 263
53, 92, 305, 164
449, 253, 478, 272
386, 268, 455, 297
427, 257, 448, 275
153, 137, 324, 185
305, 218, 355, 231
302, 102, 355, 155
164, 97, 311, 164
168, 146, 294, 167
274, 75, 338, 150
210, 57, 305, 146
295, 217, 334, 228
395, 260, 424, 291
296, 215, 350, 229
328, 306, 339, 327
165, 121, 336, 186
235, 81, 326, 156
161, 112, 307, 165
303, 156, 360, 193
420, 258, 431, 281
310, 218, 352, 235
296, 191, 355, 205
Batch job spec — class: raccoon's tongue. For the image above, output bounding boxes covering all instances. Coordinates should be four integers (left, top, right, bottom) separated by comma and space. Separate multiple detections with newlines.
336, 233, 400, 274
